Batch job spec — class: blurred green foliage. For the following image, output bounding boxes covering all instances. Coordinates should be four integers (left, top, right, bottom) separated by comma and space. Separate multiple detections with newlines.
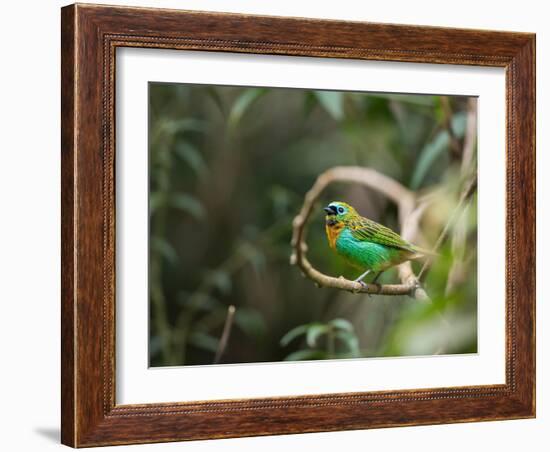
148, 82, 477, 367
280, 318, 361, 361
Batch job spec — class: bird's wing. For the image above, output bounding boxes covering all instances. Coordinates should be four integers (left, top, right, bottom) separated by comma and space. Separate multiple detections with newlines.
347, 216, 415, 252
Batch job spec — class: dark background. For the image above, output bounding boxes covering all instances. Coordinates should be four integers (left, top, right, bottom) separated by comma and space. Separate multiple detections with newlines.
148, 83, 478, 367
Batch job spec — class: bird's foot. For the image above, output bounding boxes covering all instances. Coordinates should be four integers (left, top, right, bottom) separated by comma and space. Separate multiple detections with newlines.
352, 280, 369, 294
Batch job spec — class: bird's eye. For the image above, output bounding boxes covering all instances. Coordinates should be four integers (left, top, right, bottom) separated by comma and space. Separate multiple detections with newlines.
338, 207, 345, 214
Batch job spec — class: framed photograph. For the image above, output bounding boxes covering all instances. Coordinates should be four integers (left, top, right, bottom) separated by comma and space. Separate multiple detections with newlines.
61, 3, 535, 447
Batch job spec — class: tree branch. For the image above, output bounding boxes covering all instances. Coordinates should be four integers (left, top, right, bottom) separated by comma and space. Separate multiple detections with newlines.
290, 166, 428, 299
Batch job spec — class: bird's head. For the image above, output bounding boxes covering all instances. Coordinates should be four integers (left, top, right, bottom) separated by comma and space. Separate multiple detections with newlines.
323, 201, 358, 224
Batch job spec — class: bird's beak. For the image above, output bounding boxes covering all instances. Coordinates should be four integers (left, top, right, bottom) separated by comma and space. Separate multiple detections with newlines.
324, 205, 338, 215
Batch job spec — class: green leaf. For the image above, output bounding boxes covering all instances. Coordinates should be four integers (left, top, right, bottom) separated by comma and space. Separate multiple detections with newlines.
174, 142, 207, 177
306, 323, 329, 347
152, 118, 206, 144
369, 93, 437, 107
410, 129, 449, 189
334, 330, 360, 356
451, 112, 467, 136
410, 110, 468, 190
434, 98, 445, 123
150, 236, 178, 265
192, 308, 228, 333
228, 88, 267, 130
206, 87, 226, 115
284, 349, 327, 361
205, 270, 232, 295
149, 335, 165, 357
329, 318, 354, 332
149, 192, 166, 214
170, 193, 205, 220
234, 308, 267, 339
280, 324, 309, 347
177, 292, 221, 311
303, 91, 317, 117
188, 332, 219, 353
238, 241, 266, 275
314, 91, 344, 120
165, 118, 206, 134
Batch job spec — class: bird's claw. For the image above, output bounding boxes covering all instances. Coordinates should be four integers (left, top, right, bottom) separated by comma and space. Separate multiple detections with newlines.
352, 280, 368, 294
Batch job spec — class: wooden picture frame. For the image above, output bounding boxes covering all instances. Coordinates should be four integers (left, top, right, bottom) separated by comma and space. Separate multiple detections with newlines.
61, 3, 535, 447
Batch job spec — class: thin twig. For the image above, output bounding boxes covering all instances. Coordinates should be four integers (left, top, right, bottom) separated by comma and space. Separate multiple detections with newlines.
214, 305, 236, 364
417, 175, 477, 280
444, 201, 470, 295
446, 98, 478, 294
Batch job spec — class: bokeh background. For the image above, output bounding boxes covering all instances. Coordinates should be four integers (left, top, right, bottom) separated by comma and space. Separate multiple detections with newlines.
148, 83, 478, 367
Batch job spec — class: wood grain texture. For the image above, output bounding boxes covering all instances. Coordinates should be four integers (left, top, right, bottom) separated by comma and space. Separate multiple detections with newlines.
61, 3, 536, 447
60, 5, 76, 446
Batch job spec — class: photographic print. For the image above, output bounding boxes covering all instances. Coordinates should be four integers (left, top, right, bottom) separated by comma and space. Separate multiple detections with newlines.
148, 83, 478, 367
62, 5, 536, 445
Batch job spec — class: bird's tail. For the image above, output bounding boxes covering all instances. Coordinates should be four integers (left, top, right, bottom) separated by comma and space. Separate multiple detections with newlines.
410, 245, 439, 259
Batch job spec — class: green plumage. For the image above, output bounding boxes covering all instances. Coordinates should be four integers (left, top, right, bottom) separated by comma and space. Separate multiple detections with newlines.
324, 201, 429, 282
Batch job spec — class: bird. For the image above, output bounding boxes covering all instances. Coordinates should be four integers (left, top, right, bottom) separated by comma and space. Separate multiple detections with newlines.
323, 201, 434, 285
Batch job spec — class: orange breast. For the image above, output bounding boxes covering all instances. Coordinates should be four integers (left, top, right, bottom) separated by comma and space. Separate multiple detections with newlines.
325, 222, 344, 250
